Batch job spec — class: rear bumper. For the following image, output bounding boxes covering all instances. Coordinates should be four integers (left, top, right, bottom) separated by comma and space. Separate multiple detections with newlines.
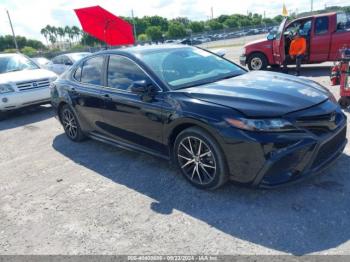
0, 87, 50, 112
239, 55, 246, 66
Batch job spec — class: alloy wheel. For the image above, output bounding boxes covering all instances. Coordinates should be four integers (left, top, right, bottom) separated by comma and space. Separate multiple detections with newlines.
62, 109, 78, 139
177, 136, 217, 185
251, 57, 262, 70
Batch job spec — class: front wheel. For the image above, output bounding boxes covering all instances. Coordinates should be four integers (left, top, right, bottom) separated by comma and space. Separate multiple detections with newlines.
174, 127, 228, 190
338, 97, 350, 109
247, 53, 268, 71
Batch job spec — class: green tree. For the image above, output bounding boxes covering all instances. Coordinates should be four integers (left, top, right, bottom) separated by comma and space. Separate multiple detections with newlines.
137, 33, 148, 41
146, 16, 169, 31
167, 22, 187, 38
189, 21, 204, 33
224, 18, 239, 28
145, 26, 163, 41
207, 20, 224, 30
21, 46, 37, 57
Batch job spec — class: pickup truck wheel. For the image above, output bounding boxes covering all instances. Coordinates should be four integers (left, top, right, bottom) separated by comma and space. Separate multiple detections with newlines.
247, 53, 268, 71
338, 97, 350, 109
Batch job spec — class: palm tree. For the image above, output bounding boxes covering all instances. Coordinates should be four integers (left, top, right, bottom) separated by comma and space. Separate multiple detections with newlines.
57, 27, 65, 48
71, 26, 81, 44
64, 26, 73, 47
40, 28, 49, 46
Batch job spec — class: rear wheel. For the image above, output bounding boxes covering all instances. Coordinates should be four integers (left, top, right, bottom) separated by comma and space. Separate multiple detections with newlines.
247, 53, 268, 71
174, 127, 228, 190
60, 105, 86, 142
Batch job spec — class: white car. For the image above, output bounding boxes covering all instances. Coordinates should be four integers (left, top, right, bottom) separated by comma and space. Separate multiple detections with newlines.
0, 53, 57, 120
45, 52, 90, 75
31, 57, 51, 68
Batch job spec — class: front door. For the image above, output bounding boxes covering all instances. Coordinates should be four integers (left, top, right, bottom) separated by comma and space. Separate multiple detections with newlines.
69, 55, 106, 133
272, 18, 288, 65
98, 55, 165, 154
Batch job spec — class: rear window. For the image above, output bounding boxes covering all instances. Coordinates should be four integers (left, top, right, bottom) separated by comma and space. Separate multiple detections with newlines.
81, 56, 104, 86
314, 17, 329, 35
337, 13, 350, 31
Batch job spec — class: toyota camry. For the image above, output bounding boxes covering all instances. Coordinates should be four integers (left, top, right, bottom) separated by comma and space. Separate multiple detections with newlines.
51, 45, 347, 189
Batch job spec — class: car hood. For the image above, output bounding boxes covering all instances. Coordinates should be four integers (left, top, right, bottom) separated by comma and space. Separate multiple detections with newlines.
245, 38, 270, 47
0, 69, 57, 84
181, 71, 330, 117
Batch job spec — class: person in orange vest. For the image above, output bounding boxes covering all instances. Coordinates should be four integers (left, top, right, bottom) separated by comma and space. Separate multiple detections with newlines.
284, 30, 307, 76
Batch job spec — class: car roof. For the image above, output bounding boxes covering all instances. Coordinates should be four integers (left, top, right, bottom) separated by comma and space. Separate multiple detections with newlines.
0, 53, 22, 57
98, 44, 192, 56
295, 12, 337, 20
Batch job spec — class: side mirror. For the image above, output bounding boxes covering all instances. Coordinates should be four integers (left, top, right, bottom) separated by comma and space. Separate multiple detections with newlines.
131, 80, 155, 94
267, 33, 275, 40
65, 61, 73, 66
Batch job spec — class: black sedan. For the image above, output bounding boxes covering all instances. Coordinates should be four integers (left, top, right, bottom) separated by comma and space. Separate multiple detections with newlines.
51, 45, 347, 189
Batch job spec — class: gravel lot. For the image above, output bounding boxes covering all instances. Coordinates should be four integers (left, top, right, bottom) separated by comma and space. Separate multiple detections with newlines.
0, 41, 350, 255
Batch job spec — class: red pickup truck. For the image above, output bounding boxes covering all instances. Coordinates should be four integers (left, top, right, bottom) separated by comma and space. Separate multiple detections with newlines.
240, 12, 350, 70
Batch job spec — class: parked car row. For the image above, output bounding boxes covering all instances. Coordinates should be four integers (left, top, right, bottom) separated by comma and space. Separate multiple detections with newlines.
162, 26, 275, 46
0, 52, 90, 119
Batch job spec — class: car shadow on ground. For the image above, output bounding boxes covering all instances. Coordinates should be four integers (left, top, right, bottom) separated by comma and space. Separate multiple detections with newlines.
0, 105, 54, 131
52, 133, 350, 255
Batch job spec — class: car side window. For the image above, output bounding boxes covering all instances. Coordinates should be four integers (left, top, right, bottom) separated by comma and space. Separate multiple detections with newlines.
81, 56, 104, 86
62, 56, 73, 65
52, 56, 63, 64
107, 55, 149, 91
337, 13, 350, 31
315, 17, 329, 35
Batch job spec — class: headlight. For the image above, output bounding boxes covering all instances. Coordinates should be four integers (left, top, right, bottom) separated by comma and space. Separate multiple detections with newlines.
0, 84, 15, 94
226, 117, 296, 132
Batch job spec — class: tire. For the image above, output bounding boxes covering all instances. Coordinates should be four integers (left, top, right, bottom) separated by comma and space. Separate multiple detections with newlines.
174, 127, 228, 190
338, 97, 350, 109
59, 105, 86, 142
247, 53, 268, 71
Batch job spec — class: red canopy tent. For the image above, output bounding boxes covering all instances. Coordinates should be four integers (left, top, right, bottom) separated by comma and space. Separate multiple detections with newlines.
74, 5, 135, 46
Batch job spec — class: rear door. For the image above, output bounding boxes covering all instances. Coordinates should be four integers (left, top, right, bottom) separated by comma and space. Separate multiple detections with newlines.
272, 18, 288, 65
69, 55, 106, 133
310, 16, 331, 62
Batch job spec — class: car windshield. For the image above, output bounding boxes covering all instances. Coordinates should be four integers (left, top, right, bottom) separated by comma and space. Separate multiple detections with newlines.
138, 47, 246, 89
33, 57, 50, 65
69, 53, 90, 62
0, 54, 39, 74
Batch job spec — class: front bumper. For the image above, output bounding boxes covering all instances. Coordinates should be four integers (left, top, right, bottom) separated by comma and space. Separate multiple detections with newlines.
255, 124, 347, 188
0, 87, 50, 112
219, 111, 347, 188
239, 55, 246, 66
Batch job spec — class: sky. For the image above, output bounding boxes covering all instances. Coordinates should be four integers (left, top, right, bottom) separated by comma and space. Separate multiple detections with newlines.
0, 0, 349, 42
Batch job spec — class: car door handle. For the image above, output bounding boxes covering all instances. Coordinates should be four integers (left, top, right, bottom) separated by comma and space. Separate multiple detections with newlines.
102, 94, 113, 101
